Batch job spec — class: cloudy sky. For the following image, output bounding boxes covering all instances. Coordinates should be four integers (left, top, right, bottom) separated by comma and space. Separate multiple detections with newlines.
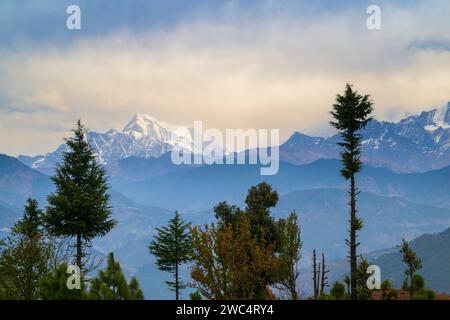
1, 0, 450, 156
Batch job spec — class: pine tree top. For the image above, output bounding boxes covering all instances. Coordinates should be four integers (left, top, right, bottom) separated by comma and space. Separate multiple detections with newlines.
12, 198, 43, 238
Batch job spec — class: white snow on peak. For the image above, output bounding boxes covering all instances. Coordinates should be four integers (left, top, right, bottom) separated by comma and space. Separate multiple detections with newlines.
424, 105, 450, 132
124, 113, 196, 137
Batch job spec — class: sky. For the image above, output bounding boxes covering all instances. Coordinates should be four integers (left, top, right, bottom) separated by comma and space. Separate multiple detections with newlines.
1, 0, 450, 156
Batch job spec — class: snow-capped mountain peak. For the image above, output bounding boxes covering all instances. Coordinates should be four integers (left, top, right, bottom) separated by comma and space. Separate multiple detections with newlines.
122, 113, 174, 140
25, 114, 202, 169
18, 102, 450, 173
424, 104, 450, 132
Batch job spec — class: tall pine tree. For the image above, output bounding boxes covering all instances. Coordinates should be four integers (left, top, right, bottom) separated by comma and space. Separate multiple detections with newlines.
43, 120, 116, 273
330, 84, 373, 300
88, 252, 144, 300
0, 199, 54, 299
38, 262, 86, 300
13, 198, 43, 238
149, 211, 192, 300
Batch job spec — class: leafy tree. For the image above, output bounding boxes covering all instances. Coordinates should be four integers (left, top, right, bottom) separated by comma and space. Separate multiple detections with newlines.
244, 182, 279, 246
400, 239, 422, 299
87, 252, 144, 300
38, 263, 86, 300
213, 202, 245, 227
330, 281, 346, 300
330, 83, 373, 299
214, 183, 281, 298
191, 183, 301, 300
215, 183, 279, 245
190, 216, 277, 300
412, 274, 425, 291
149, 211, 192, 300
0, 199, 54, 299
276, 211, 302, 300
43, 120, 116, 273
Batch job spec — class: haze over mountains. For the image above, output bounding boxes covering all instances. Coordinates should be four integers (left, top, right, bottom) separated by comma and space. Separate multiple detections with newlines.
282, 102, 450, 172
19, 102, 450, 174
2, 102, 450, 297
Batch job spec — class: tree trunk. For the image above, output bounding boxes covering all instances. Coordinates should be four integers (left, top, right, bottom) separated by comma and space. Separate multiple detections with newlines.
291, 286, 298, 300
175, 261, 179, 300
349, 174, 357, 300
76, 232, 82, 272
312, 249, 319, 299
410, 271, 413, 300
320, 253, 328, 295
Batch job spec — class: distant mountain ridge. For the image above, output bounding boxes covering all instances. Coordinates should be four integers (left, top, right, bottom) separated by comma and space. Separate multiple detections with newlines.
280, 102, 450, 172
108, 158, 450, 212
19, 114, 203, 170
19, 102, 450, 173
3, 152, 450, 298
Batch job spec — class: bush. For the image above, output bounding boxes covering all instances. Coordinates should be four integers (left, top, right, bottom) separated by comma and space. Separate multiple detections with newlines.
385, 289, 398, 300
317, 293, 332, 300
330, 281, 346, 300
380, 279, 392, 300
190, 291, 202, 300
414, 288, 435, 300
412, 274, 425, 291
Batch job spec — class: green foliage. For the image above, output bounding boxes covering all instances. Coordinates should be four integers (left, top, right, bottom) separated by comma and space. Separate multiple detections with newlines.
412, 274, 425, 291
215, 182, 280, 246
0, 199, 55, 299
380, 279, 392, 300
12, 198, 43, 238
214, 202, 245, 227
43, 120, 116, 271
0, 285, 5, 299
214, 183, 283, 298
356, 257, 372, 300
381, 279, 392, 291
87, 252, 144, 300
276, 211, 302, 300
385, 289, 398, 300
330, 83, 374, 300
316, 293, 333, 300
149, 211, 192, 300
330, 281, 346, 300
128, 277, 145, 300
244, 182, 279, 246
189, 291, 203, 300
190, 216, 277, 300
330, 83, 374, 179
191, 183, 303, 300
38, 263, 86, 300
414, 288, 435, 300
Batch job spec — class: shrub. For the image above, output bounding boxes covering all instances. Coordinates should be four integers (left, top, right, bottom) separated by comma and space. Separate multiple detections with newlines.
330, 281, 346, 300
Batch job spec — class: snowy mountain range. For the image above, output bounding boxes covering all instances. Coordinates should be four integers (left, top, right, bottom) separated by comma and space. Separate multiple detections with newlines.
19, 102, 450, 173
281, 102, 450, 172
19, 114, 202, 170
